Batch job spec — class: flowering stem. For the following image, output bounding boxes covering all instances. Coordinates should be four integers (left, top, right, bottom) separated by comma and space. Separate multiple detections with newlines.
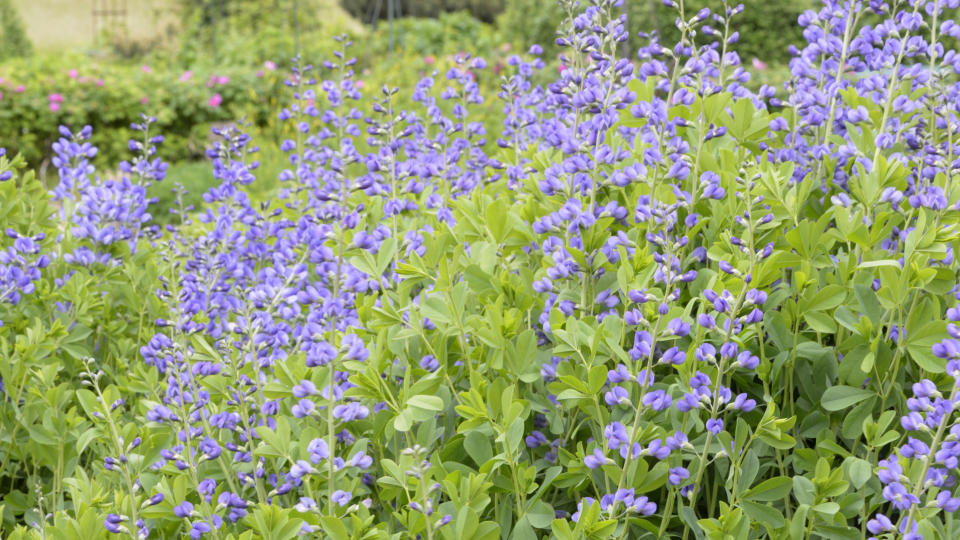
870, 0, 920, 171
89, 371, 139, 539
902, 382, 960, 530
811, 0, 859, 189
658, 487, 677, 538
325, 45, 350, 516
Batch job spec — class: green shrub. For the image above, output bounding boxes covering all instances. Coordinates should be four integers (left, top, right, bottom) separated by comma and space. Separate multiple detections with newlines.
175, 0, 367, 67
358, 11, 502, 60
340, 0, 505, 24
647, 0, 814, 65
0, 0, 32, 61
497, 0, 813, 65
0, 55, 286, 171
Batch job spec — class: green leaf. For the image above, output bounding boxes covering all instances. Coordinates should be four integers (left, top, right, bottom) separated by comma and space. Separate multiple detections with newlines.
742, 476, 793, 502
526, 500, 555, 529
821, 385, 875, 411
464, 430, 493, 466
407, 394, 445, 412
75, 389, 101, 420
393, 409, 414, 432
842, 457, 872, 490
506, 417, 525, 454
741, 500, 785, 529
906, 320, 948, 373
801, 284, 846, 312
510, 515, 538, 540
812, 502, 840, 516
804, 311, 838, 334
317, 516, 350, 540
552, 519, 576, 540
793, 476, 815, 506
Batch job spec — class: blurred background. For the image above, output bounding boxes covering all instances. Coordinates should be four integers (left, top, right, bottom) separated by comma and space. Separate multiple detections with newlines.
0, 0, 813, 219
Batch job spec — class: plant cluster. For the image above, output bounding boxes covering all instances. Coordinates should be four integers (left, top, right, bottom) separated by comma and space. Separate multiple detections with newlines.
0, 0, 32, 62
0, 57, 285, 171
4, 0, 960, 539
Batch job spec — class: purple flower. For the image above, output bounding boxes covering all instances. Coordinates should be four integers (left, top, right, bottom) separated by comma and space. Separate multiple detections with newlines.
308, 438, 330, 463
642, 389, 673, 411
292, 380, 318, 397
866, 514, 893, 534
419, 355, 439, 371
289, 460, 315, 480
731, 393, 756, 412
173, 501, 194, 518
937, 491, 960, 512
668, 467, 690, 485
882, 482, 920, 510
525, 430, 549, 448
333, 402, 370, 421
604, 386, 630, 406
697, 313, 716, 329
604, 422, 630, 449
695, 343, 716, 362
645, 439, 671, 460
189, 521, 212, 539
104, 514, 125, 533
660, 347, 685, 365
584, 448, 609, 469
667, 318, 691, 336
608, 364, 631, 384
350, 451, 373, 469
737, 351, 759, 370
331, 490, 352, 507
199, 437, 220, 459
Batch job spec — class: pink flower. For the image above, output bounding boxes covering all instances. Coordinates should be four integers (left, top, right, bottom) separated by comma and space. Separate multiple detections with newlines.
256, 70, 265, 78
140, 96, 149, 104
15, 85, 25, 93
208, 93, 223, 108
96, 79, 104, 87
49, 102, 60, 112
424, 55, 436, 65
179, 71, 193, 82
141, 65, 151, 73
751, 57, 768, 71
0, 91, 4, 101
68, 69, 79, 79
356, 80, 365, 89
264, 61, 276, 70
216, 76, 229, 85
48, 93, 64, 103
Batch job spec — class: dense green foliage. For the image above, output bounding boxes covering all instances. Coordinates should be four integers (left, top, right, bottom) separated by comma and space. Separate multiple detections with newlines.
341, 0, 505, 24
0, 56, 284, 171
0, 0, 32, 61
498, 0, 813, 65
6, 0, 960, 539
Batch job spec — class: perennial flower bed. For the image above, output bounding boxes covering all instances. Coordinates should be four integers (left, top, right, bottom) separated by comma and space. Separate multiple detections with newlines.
3, 0, 960, 538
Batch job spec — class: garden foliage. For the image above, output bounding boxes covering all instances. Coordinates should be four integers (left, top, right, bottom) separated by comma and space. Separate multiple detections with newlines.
4, 0, 960, 539
0, 0, 32, 61
0, 58, 285, 171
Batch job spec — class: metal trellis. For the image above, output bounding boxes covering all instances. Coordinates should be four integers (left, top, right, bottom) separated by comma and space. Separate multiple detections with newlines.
92, 0, 128, 44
